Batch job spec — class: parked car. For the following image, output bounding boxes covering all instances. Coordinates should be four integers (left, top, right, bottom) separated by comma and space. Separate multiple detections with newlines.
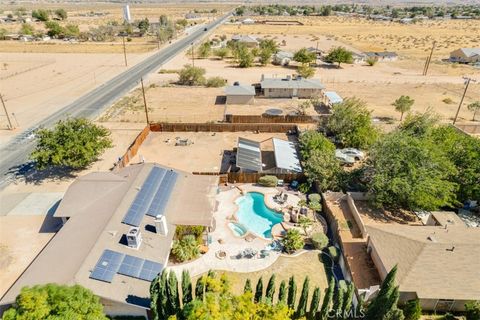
339, 148, 365, 161
335, 150, 355, 165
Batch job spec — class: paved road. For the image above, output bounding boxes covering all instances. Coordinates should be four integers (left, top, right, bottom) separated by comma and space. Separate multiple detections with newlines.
0, 13, 230, 189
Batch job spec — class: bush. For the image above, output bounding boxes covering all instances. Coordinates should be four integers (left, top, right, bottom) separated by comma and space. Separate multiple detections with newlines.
311, 232, 329, 250
465, 301, 480, 320
442, 97, 454, 104
308, 201, 322, 212
175, 225, 205, 239
258, 175, 278, 187
366, 57, 377, 66
171, 235, 200, 262
403, 299, 421, 320
205, 76, 226, 88
327, 246, 340, 263
442, 313, 457, 320
308, 193, 321, 203
281, 229, 304, 253
177, 64, 206, 86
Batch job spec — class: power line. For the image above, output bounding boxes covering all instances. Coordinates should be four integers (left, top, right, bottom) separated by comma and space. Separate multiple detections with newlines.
140, 78, 150, 125
0, 94, 14, 130
453, 77, 477, 125
122, 36, 128, 67
423, 41, 436, 76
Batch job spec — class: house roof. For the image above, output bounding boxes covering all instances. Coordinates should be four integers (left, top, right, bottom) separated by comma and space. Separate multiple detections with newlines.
274, 51, 294, 59
1, 163, 218, 307
272, 138, 302, 173
236, 137, 263, 172
224, 84, 255, 96
366, 224, 480, 301
324, 91, 343, 105
231, 34, 258, 43
456, 48, 480, 57
260, 77, 325, 90
430, 211, 466, 228
365, 51, 398, 58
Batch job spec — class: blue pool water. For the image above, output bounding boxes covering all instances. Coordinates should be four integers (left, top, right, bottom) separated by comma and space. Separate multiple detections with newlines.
235, 192, 283, 238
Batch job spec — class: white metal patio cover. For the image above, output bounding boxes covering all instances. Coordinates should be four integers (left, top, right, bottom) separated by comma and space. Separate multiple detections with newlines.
236, 137, 263, 172
272, 138, 302, 173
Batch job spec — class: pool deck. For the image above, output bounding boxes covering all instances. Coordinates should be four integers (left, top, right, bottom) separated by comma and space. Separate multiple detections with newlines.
167, 185, 302, 277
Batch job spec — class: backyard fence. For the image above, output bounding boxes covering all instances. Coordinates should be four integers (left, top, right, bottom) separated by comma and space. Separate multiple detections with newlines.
113, 125, 150, 170
150, 122, 299, 133
225, 114, 319, 124
192, 171, 305, 184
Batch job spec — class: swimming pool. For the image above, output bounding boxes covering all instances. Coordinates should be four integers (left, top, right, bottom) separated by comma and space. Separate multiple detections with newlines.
228, 222, 248, 237
235, 192, 283, 238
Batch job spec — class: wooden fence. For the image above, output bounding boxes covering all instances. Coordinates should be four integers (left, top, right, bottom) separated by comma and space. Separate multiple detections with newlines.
225, 114, 319, 124
150, 122, 298, 133
193, 171, 305, 184
113, 125, 150, 170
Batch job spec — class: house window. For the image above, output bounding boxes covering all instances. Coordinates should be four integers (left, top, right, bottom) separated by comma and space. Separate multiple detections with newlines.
435, 299, 455, 312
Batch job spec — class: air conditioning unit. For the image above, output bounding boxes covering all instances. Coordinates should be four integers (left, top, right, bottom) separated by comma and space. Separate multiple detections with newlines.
154, 215, 168, 236
126, 227, 142, 249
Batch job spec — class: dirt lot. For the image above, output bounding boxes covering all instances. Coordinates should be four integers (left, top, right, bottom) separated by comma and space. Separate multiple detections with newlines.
132, 131, 292, 173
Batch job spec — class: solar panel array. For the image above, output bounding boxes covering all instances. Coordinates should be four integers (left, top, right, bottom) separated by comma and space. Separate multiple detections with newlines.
122, 166, 178, 226
90, 250, 163, 283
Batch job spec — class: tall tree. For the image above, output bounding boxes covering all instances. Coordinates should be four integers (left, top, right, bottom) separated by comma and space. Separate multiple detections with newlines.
342, 282, 355, 319
309, 287, 321, 320
320, 278, 335, 320
195, 275, 205, 301
150, 274, 161, 320
296, 276, 310, 319
365, 266, 401, 320
181, 270, 193, 307
467, 101, 480, 121
293, 48, 316, 64
244, 278, 253, 294
255, 277, 264, 303
332, 281, 346, 319
392, 95, 415, 121
325, 47, 353, 67
167, 271, 180, 316
265, 274, 276, 304
287, 276, 297, 309
278, 280, 287, 305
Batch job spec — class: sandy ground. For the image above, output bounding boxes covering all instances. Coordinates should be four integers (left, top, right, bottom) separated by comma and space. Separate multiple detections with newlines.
132, 131, 291, 173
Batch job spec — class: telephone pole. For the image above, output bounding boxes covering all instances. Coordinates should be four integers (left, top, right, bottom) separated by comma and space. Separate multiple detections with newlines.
0, 94, 14, 130
423, 41, 436, 76
122, 36, 128, 67
191, 42, 195, 67
453, 77, 476, 125
140, 78, 150, 125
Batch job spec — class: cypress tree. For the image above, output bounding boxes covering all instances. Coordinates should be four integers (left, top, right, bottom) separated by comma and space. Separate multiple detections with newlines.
287, 276, 297, 309
149, 274, 161, 320
365, 266, 399, 320
195, 275, 205, 301
320, 277, 335, 320
254, 277, 264, 303
244, 278, 252, 294
166, 271, 180, 316
403, 299, 421, 320
342, 282, 355, 320
296, 276, 310, 319
265, 274, 276, 304
332, 281, 346, 319
157, 270, 168, 319
309, 287, 321, 320
278, 280, 287, 305
205, 270, 216, 293
181, 270, 193, 307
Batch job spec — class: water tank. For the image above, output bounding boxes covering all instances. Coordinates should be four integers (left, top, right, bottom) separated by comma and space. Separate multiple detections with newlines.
126, 227, 142, 249
154, 215, 168, 236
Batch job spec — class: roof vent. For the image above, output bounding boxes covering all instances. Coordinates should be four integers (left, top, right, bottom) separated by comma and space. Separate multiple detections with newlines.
126, 227, 142, 249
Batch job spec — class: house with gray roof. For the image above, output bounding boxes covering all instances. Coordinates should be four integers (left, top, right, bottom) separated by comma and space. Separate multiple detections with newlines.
231, 34, 259, 48
364, 51, 398, 61
260, 75, 325, 98
450, 48, 480, 64
0, 163, 218, 318
225, 83, 256, 105
272, 51, 294, 66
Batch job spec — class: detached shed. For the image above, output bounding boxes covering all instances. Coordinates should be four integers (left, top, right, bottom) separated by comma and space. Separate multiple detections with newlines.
323, 91, 343, 108
225, 84, 256, 105
236, 138, 263, 172
271, 138, 302, 173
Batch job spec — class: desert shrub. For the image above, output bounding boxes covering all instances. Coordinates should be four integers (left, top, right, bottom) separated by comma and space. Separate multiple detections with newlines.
327, 246, 340, 262
465, 301, 480, 320
205, 76, 226, 88
311, 232, 329, 250
442, 97, 454, 104
282, 229, 304, 253
308, 193, 321, 203
171, 235, 200, 262
308, 201, 322, 212
366, 57, 378, 66
175, 225, 205, 239
177, 64, 206, 86
258, 175, 278, 187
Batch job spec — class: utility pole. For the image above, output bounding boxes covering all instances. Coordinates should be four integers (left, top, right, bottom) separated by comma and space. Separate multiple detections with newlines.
191, 42, 195, 67
140, 78, 150, 125
0, 93, 13, 130
122, 36, 128, 67
423, 41, 436, 76
453, 77, 476, 125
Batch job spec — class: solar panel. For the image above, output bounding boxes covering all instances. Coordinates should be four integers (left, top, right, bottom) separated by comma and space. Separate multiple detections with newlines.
138, 260, 163, 281
122, 167, 167, 226
118, 254, 144, 278
90, 250, 124, 283
146, 170, 178, 217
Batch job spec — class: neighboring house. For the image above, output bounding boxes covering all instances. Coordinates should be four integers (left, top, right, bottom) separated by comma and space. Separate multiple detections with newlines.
307, 47, 323, 57
366, 221, 480, 312
323, 91, 343, 108
399, 18, 414, 24
236, 137, 302, 174
364, 51, 398, 61
260, 75, 325, 98
0, 163, 218, 318
185, 12, 200, 19
242, 18, 255, 24
231, 34, 259, 48
272, 51, 294, 66
352, 52, 366, 64
225, 83, 255, 105
450, 48, 480, 64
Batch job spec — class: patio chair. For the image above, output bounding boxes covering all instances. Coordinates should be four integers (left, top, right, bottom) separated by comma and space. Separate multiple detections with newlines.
282, 194, 288, 203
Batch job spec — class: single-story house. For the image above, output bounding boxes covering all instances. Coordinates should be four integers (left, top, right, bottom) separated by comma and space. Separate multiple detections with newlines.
272, 51, 294, 66
364, 51, 398, 61
366, 223, 480, 312
260, 75, 325, 99
307, 47, 323, 57
231, 34, 259, 48
225, 83, 256, 105
323, 91, 343, 108
450, 48, 480, 64
236, 137, 302, 174
0, 163, 218, 318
